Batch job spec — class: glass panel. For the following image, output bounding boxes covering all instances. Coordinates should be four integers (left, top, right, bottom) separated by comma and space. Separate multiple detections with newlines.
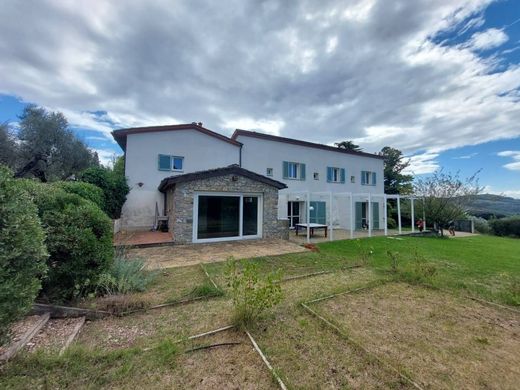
158, 154, 171, 170
243, 196, 258, 236
173, 157, 183, 170
197, 196, 239, 239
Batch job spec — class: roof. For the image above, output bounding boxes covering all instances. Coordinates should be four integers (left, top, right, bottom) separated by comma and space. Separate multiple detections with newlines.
112, 123, 242, 151
158, 165, 287, 192
231, 129, 385, 160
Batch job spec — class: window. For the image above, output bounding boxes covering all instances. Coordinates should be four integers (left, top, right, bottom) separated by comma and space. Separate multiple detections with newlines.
266, 168, 273, 176
313, 172, 319, 180
283, 161, 306, 180
361, 171, 377, 186
158, 154, 184, 171
327, 167, 345, 183
351, 175, 355, 183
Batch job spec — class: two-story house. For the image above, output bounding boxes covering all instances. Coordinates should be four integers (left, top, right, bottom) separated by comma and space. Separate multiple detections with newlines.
112, 123, 385, 244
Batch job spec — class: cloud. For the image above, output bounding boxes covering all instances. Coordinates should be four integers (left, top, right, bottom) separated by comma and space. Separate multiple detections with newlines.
403, 152, 440, 175
482, 185, 520, 199
0, 0, 519, 160
452, 152, 478, 159
497, 150, 520, 171
466, 28, 508, 51
93, 148, 121, 167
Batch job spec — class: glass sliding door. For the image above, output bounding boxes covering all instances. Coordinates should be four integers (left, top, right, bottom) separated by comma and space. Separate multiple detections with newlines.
243, 196, 258, 236
197, 196, 240, 239
195, 194, 262, 242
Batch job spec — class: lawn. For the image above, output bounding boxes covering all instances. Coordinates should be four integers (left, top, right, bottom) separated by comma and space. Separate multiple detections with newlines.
1, 235, 518, 389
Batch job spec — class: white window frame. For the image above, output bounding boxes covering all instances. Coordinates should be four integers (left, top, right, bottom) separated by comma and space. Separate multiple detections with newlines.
266, 168, 273, 176
331, 167, 341, 183
287, 162, 300, 179
192, 192, 263, 243
172, 156, 184, 171
362, 171, 376, 186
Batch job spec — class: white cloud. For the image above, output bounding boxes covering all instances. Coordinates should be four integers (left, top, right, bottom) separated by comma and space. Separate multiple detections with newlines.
220, 117, 285, 135
466, 28, 508, 51
452, 152, 478, 159
482, 185, 520, 199
497, 150, 520, 171
403, 152, 440, 175
93, 148, 121, 167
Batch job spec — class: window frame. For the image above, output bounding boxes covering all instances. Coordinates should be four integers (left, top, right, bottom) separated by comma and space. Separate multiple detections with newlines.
266, 168, 273, 177
158, 154, 184, 172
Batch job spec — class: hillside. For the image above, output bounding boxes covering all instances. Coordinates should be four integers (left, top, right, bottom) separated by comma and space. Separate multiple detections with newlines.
467, 194, 520, 218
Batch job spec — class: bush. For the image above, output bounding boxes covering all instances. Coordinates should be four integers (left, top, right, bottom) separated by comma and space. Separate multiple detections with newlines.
96, 254, 157, 296
53, 181, 105, 211
0, 166, 47, 343
79, 166, 129, 219
489, 216, 520, 238
19, 180, 113, 301
225, 259, 283, 328
387, 217, 397, 229
472, 217, 491, 234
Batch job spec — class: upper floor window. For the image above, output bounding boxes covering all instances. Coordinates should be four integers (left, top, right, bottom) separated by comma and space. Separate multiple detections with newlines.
266, 168, 273, 176
158, 154, 184, 171
361, 170, 377, 186
283, 161, 306, 180
327, 167, 345, 183
313, 172, 319, 180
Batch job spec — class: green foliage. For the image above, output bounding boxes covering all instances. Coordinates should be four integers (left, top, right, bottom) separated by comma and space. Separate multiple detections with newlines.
380, 146, 413, 195
472, 217, 491, 234
386, 250, 400, 272
79, 166, 129, 219
19, 180, 113, 301
334, 140, 363, 151
396, 247, 438, 284
0, 166, 48, 343
0, 124, 18, 169
355, 239, 374, 265
225, 258, 283, 328
387, 216, 397, 229
14, 106, 98, 182
188, 282, 224, 298
489, 216, 520, 238
97, 255, 157, 296
53, 181, 105, 210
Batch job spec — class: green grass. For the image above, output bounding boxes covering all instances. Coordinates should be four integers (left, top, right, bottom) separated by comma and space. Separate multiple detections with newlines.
317, 235, 520, 305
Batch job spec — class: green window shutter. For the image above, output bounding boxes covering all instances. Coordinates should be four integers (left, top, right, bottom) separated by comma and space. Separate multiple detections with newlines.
361, 171, 366, 185
310, 201, 326, 224
340, 168, 346, 183
300, 163, 306, 180
158, 154, 171, 171
355, 202, 363, 229
327, 167, 332, 182
372, 202, 380, 229
282, 161, 289, 179
372, 172, 377, 186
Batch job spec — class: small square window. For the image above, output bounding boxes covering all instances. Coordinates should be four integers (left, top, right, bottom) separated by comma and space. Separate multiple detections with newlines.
172, 156, 183, 171
351, 176, 355, 183
266, 168, 273, 176
313, 172, 319, 180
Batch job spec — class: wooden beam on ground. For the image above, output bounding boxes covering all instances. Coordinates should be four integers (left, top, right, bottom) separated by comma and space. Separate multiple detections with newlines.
246, 331, 288, 390
59, 316, 86, 356
0, 313, 50, 362
200, 263, 220, 290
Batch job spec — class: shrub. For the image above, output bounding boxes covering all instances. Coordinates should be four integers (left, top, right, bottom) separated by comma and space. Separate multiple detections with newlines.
79, 166, 129, 219
0, 166, 47, 343
387, 250, 400, 272
355, 239, 373, 265
387, 217, 397, 229
97, 255, 157, 296
225, 259, 283, 328
19, 180, 113, 301
472, 217, 491, 234
53, 181, 105, 211
489, 216, 520, 238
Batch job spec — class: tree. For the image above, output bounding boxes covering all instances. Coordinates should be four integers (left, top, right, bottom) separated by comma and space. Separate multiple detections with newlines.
380, 146, 413, 194
14, 105, 98, 182
414, 170, 482, 236
334, 140, 363, 152
0, 123, 18, 169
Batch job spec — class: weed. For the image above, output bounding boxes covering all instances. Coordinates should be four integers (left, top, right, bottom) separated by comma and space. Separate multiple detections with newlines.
189, 282, 224, 298
97, 255, 157, 296
356, 239, 374, 265
386, 250, 400, 272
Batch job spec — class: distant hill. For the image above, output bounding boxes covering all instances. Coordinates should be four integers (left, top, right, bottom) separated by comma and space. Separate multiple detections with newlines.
467, 194, 520, 219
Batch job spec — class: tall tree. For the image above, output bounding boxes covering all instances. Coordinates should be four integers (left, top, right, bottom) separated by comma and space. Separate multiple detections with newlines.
414, 170, 482, 235
380, 146, 413, 194
334, 140, 363, 152
0, 123, 18, 169
14, 106, 98, 181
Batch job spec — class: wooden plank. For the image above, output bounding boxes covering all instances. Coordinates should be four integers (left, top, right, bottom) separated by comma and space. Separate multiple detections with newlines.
246, 330, 288, 390
59, 317, 86, 356
32, 303, 110, 320
0, 313, 50, 362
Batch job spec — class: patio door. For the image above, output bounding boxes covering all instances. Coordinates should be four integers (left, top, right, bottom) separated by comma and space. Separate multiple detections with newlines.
287, 201, 300, 228
195, 193, 262, 242
355, 202, 380, 230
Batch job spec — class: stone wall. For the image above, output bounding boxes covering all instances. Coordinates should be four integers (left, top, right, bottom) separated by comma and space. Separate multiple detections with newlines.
166, 174, 288, 244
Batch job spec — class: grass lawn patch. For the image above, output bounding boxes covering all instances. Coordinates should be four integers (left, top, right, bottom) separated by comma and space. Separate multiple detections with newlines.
318, 235, 520, 306
316, 282, 520, 389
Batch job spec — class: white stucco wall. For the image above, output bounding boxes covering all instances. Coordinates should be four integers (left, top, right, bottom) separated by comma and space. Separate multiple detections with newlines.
122, 129, 240, 229
235, 135, 385, 226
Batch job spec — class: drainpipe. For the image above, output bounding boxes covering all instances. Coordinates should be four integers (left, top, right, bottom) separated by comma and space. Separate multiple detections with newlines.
239, 144, 243, 167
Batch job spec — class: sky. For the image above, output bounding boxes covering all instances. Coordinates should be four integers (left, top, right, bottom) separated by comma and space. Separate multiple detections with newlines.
0, 0, 519, 197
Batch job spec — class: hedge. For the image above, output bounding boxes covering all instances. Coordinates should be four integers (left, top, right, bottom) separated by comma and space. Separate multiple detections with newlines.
19, 180, 114, 301
489, 216, 520, 238
0, 167, 47, 342
53, 181, 105, 211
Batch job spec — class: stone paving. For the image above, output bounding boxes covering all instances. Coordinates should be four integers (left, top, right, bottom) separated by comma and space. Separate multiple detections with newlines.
130, 239, 308, 269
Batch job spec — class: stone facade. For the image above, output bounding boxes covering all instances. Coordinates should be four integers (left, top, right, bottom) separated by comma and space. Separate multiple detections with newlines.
166, 173, 289, 244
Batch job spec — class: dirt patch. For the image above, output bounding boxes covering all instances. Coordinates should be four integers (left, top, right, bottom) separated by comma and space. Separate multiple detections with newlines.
318, 283, 520, 389
25, 318, 84, 353
0, 315, 42, 355
171, 329, 278, 389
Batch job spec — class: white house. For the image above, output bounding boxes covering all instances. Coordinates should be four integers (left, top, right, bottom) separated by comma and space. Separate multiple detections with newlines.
112, 123, 386, 243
